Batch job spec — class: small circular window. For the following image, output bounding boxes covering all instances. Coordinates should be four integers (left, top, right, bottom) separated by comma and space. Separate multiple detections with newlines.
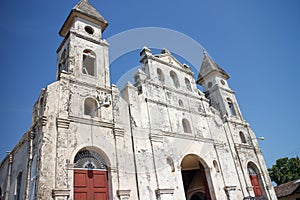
220, 79, 226, 85
84, 26, 94, 35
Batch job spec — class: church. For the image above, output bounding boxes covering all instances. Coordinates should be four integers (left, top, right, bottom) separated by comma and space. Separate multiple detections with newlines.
0, 1, 277, 200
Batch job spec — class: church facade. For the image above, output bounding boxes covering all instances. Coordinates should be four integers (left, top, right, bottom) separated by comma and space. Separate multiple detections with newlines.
0, 1, 277, 200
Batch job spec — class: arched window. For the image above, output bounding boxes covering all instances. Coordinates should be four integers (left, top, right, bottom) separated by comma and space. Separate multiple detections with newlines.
74, 149, 107, 170
82, 49, 96, 76
248, 163, 263, 197
185, 78, 192, 91
84, 98, 98, 117
227, 98, 236, 116
170, 71, 180, 88
157, 68, 164, 83
182, 118, 192, 133
15, 172, 22, 200
239, 131, 247, 143
178, 100, 184, 107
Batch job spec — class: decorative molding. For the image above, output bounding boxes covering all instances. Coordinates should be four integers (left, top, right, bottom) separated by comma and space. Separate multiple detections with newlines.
224, 186, 237, 192
149, 133, 164, 143
110, 167, 118, 173
234, 143, 254, 151
72, 31, 109, 47
224, 186, 237, 199
209, 83, 235, 95
56, 118, 71, 129
38, 116, 47, 126
224, 116, 249, 126
149, 131, 215, 143
214, 142, 226, 149
146, 80, 208, 103
163, 131, 214, 143
68, 78, 113, 92
117, 189, 131, 199
155, 188, 174, 195
146, 97, 207, 117
149, 54, 193, 76
69, 116, 114, 128
52, 189, 70, 198
114, 127, 125, 137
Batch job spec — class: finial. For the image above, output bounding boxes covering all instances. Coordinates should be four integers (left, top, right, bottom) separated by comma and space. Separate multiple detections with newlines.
161, 48, 171, 55
202, 47, 208, 55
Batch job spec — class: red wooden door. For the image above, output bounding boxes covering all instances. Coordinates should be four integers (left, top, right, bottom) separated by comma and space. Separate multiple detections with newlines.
250, 175, 262, 197
74, 169, 109, 200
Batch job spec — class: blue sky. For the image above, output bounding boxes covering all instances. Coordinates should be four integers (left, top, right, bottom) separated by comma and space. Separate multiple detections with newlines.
0, 0, 299, 168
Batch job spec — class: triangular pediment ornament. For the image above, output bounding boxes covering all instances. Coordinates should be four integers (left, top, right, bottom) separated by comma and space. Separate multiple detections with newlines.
151, 48, 193, 73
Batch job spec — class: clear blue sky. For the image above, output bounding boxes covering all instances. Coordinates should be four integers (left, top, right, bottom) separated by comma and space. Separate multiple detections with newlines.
0, 0, 299, 168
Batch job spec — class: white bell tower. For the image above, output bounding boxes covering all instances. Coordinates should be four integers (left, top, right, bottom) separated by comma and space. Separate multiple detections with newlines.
56, 0, 110, 88
197, 50, 243, 120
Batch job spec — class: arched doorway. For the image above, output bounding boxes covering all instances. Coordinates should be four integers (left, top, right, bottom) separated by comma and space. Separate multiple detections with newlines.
73, 149, 109, 200
181, 155, 211, 200
247, 162, 263, 197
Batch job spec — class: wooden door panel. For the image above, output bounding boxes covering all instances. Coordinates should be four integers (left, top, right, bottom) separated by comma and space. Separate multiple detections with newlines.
250, 175, 262, 197
74, 192, 87, 200
94, 192, 107, 199
74, 172, 87, 187
74, 170, 108, 200
93, 173, 106, 188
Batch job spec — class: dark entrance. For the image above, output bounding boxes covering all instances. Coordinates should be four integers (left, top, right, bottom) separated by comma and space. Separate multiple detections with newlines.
181, 155, 211, 200
190, 192, 207, 200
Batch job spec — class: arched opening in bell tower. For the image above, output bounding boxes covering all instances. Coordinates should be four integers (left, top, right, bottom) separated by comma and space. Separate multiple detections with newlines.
181, 154, 212, 200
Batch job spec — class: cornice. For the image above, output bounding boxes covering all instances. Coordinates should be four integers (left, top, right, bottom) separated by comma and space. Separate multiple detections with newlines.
71, 31, 109, 47
150, 131, 214, 143
60, 77, 112, 92
145, 97, 208, 117
68, 116, 114, 129
234, 143, 254, 151
208, 83, 234, 95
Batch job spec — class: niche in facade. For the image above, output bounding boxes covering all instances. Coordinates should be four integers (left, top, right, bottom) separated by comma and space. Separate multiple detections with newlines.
84, 98, 98, 117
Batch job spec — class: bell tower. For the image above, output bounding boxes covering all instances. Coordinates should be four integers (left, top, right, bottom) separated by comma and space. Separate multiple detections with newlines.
197, 50, 243, 120
56, 0, 110, 88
